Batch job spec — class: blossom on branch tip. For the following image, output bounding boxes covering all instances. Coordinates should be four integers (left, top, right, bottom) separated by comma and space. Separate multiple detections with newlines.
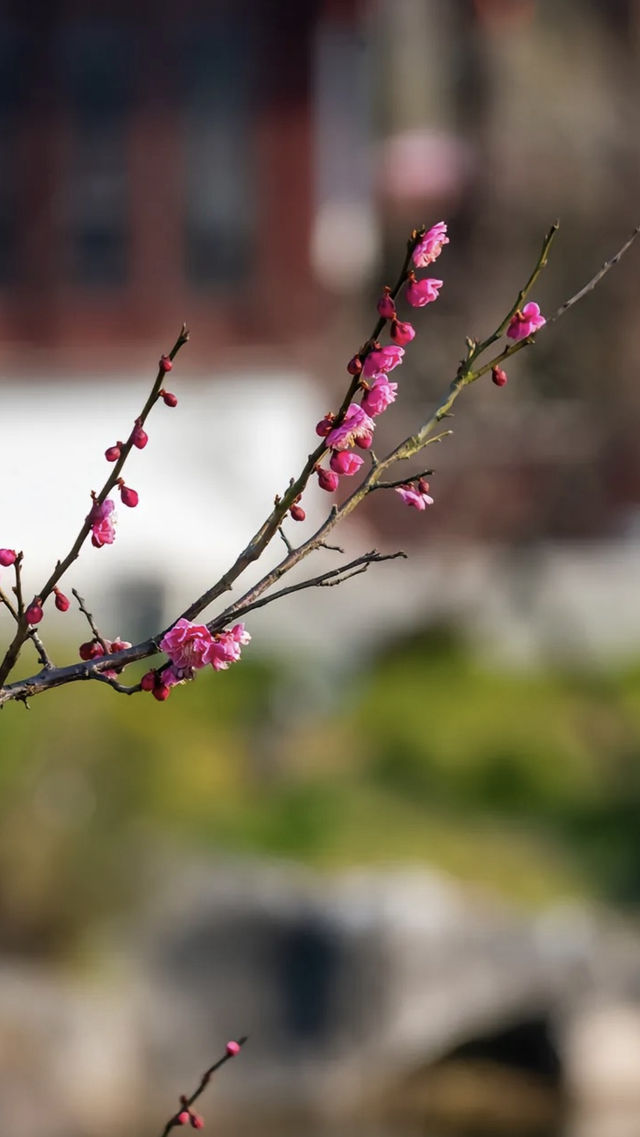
406, 275, 443, 308
325, 403, 375, 451
88, 498, 117, 548
362, 345, 404, 378
395, 482, 434, 510
329, 451, 364, 476
226, 1040, 241, 1057
361, 374, 398, 418
390, 319, 415, 346
412, 221, 449, 268
506, 301, 546, 341
0, 548, 17, 567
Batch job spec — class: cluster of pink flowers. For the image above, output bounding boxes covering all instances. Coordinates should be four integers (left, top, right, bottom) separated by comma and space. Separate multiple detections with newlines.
313, 221, 449, 509
79, 634, 132, 678
141, 617, 251, 701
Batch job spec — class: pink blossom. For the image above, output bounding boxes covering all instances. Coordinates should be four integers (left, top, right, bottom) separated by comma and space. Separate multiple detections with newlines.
376, 289, 396, 319
316, 466, 340, 493
412, 221, 449, 268
88, 498, 117, 548
160, 617, 214, 672
361, 374, 398, 418
0, 548, 17, 567
390, 319, 416, 346
330, 451, 364, 476
207, 623, 251, 672
362, 344, 405, 378
506, 301, 546, 341
406, 276, 443, 308
315, 413, 334, 437
395, 483, 434, 510
325, 403, 375, 451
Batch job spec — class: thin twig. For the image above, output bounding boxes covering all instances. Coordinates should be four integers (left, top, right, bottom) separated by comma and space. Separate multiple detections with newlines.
158, 1037, 247, 1137
374, 469, 433, 491
550, 225, 640, 323
72, 589, 110, 653
0, 585, 54, 669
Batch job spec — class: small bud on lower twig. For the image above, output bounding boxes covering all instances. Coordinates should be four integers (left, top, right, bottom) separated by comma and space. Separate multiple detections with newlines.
25, 599, 44, 625
492, 365, 508, 387
54, 588, 70, 612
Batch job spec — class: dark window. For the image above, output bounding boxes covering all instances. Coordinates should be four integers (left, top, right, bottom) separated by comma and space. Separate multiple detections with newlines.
56, 22, 131, 287
181, 20, 255, 289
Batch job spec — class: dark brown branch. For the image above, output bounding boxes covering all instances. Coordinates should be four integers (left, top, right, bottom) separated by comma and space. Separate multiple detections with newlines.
158, 1037, 247, 1137
72, 589, 110, 653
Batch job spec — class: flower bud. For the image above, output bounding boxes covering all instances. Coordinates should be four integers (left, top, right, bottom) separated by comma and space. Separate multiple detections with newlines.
355, 432, 373, 450
161, 390, 178, 407
376, 288, 396, 320
190, 1115, 204, 1130
120, 484, 139, 508
390, 319, 416, 346
159, 355, 173, 373
316, 466, 339, 493
0, 549, 17, 567
54, 588, 70, 612
79, 640, 105, 661
418, 478, 430, 495
226, 1040, 241, 1057
132, 421, 148, 449
315, 413, 334, 438
290, 504, 306, 522
177, 1111, 191, 1125
153, 683, 171, 702
330, 451, 364, 476
347, 355, 363, 376
25, 599, 43, 625
492, 365, 508, 387
105, 443, 122, 463
140, 670, 156, 692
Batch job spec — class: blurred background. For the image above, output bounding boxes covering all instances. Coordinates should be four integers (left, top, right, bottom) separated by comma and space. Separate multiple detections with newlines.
1, 1, 640, 1135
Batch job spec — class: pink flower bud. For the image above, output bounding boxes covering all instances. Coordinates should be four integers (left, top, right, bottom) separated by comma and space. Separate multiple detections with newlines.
390, 319, 416, 346
290, 504, 306, 522
159, 355, 173, 373
376, 288, 396, 320
132, 421, 148, 449
418, 478, 430, 495
316, 466, 340, 493
25, 599, 43, 625
153, 683, 171, 702
355, 432, 373, 450
79, 640, 105, 661
315, 413, 334, 438
405, 275, 443, 308
161, 390, 178, 407
0, 549, 17, 567
347, 355, 363, 376
140, 670, 157, 692
226, 1040, 241, 1057
109, 638, 130, 652
119, 484, 139, 508
329, 451, 364, 477
190, 1116, 204, 1130
54, 588, 70, 612
492, 366, 508, 387
177, 1111, 191, 1125
105, 443, 122, 463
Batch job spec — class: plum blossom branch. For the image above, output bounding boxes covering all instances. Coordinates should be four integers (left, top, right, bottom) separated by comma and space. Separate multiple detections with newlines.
158, 1037, 247, 1136
0, 325, 190, 688
0, 222, 638, 709
72, 588, 110, 654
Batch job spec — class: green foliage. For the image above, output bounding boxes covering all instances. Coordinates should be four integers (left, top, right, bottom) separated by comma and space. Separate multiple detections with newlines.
1, 633, 640, 956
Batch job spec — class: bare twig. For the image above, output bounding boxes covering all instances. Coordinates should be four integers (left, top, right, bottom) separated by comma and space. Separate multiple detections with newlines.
158, 1037, 247, 1137
72, 589, 110, 653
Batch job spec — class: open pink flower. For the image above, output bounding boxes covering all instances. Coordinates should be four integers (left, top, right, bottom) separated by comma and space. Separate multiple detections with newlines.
207, 623, 251, 671
362, 344, 405, 378
88, 498, 117, 548
330, 451, 364, 476
506, 301, 546, 341
160, 618, 214, 672
412, 221, 449, 268
406, 277, 443, 308
395, 483, 434, 510
361, 374, 398, 417
325, 403, 375, 451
